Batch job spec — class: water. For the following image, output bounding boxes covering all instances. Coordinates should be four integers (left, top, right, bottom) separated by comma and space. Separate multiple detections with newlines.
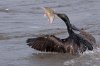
0, 0, 100, 66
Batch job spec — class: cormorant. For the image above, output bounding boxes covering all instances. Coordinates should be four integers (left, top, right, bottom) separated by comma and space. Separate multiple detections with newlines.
26, 12, 94, 54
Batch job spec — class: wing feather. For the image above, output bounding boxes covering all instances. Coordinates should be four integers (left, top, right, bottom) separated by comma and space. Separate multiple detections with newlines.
27, 35, 66, 53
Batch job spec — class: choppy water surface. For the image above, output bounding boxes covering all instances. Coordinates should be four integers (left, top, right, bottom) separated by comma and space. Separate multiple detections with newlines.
0, 0, 100, 66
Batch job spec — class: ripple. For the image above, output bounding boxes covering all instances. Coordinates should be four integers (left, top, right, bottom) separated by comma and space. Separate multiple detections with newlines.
0, 28, 67, 40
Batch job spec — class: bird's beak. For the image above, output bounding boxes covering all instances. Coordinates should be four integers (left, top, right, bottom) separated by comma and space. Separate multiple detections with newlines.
42, 7, 55, 24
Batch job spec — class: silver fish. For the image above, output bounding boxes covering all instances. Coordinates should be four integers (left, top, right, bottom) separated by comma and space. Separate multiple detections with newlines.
42, 7, 55, 24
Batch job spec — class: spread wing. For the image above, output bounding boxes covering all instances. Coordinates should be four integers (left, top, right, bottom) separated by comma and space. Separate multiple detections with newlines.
75, 33, 93, 51
26, 35, 66, 53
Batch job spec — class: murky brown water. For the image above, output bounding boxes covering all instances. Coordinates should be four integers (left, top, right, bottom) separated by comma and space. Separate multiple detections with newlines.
0, 0, 100, 66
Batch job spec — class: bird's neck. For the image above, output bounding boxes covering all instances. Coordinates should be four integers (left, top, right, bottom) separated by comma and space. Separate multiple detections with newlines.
63, 17, 74, 35
56, 14, 74, 36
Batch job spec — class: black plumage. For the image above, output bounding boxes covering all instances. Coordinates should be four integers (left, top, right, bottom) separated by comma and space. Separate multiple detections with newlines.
26, 13, 95, 54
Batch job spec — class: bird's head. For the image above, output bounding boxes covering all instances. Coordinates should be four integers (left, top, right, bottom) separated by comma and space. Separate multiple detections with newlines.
42, 7, 70, 25
56, 13, 68, 22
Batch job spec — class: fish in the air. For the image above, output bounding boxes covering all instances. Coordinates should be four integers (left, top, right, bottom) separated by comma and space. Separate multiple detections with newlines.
42, 7, 55, 23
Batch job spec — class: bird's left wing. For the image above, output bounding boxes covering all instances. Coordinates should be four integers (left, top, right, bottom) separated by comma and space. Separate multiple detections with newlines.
26, 35, 66, 53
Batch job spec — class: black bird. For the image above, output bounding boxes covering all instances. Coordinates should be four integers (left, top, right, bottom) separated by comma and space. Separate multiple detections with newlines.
27, 13, 94, 54
42, 7, 96, 46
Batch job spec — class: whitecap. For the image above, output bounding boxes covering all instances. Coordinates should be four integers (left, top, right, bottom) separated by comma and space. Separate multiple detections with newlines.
64, 59, 76, 65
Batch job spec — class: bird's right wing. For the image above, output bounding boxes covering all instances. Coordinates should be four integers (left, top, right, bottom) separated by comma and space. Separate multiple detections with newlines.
26, 35, 66, 53
76, 34, 93, 51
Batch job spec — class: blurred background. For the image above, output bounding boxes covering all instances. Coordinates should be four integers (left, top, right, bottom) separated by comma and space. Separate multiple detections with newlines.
0, 0, 100, 66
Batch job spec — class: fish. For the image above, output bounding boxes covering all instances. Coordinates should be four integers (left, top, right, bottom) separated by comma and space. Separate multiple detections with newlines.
42, 7, 55, 24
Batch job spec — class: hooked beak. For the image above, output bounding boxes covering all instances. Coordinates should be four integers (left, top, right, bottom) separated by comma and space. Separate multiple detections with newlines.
42, 7, 55, 24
